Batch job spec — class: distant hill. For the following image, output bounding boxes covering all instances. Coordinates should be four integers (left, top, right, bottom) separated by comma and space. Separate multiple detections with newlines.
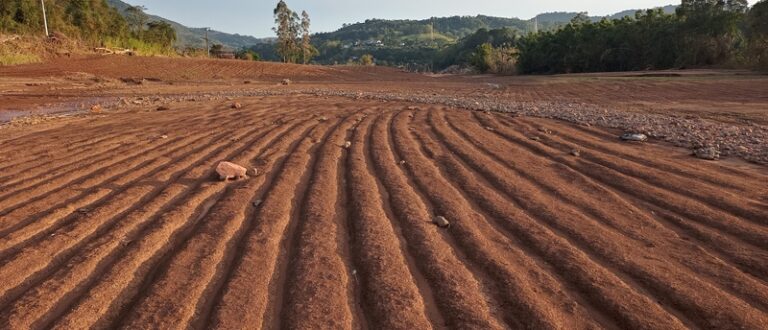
314, 15, 530, 47
534, 5, 678, 26
105, 0, 269, 49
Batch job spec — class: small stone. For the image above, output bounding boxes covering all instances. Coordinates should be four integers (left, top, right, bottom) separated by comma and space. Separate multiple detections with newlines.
485, 126, 494, 131
90, 104, 102, 114
156, 106, 170, 111
571, 149, 581, 157
399, 160, 406, 165
406, 106, 419, 110
529, 136, 541, 142
318, 116, 328, 122
160, 135, 168, 139
281, 78, 292, 86
694, 147, 720, 160
344, 141, 352, 149
620, 133, 648, 142
252, 200, 263, 207
232, 102, 242, 109
216, 161, 249, 181
433, 216, 450, 228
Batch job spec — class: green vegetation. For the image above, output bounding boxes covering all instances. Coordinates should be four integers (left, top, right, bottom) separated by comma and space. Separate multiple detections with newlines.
0, 0, 176, 57
273, 0, 316, 63
517, 0, 767, 73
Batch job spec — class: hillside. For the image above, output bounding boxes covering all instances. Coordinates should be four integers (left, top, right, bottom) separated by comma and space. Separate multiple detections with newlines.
534, 5, 678, 26
105, 0, 269, 49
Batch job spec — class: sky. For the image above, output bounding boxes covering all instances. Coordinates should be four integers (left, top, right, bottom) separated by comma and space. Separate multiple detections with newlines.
122, 1, 741, 38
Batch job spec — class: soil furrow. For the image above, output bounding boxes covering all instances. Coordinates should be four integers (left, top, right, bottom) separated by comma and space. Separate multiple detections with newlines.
389, 109, 579, 329
369, 111, 507, 329
0, 115, 295, 328
339, 113, 433, 329
115, 117, 325, 329
438, 110, 768, 328
278, 113, 360, 329
54, 115, 315, 329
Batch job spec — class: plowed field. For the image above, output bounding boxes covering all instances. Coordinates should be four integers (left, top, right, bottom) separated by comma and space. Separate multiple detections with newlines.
0, 93, 768, 329
1, 57, 768, 329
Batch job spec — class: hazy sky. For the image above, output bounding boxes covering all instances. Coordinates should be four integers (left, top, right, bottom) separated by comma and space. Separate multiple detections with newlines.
122, 1, 719, 37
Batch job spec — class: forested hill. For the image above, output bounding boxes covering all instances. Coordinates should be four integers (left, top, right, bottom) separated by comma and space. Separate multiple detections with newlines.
313, 6, 678, 46
534, 5, 678, 26
105, 0, 269, 49
314, 16, 529, 46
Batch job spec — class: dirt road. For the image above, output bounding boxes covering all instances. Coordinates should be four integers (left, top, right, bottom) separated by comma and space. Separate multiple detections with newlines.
1, 57, 767, 329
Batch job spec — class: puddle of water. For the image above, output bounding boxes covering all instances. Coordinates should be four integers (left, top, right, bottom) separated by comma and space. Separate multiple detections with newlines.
0, 96, 117, 123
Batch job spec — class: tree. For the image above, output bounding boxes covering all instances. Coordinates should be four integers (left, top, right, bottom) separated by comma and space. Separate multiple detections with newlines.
747, 0, 768, 69
359, 54, 375, 65
273, 0, 300, 63
145, 21, 177, 49
299, 10, 317, 64
124, 5, 148, 38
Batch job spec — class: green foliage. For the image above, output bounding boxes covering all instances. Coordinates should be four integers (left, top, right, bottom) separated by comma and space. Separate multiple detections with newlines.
236, 49, 261, 61
516, 1, 765, 74
435, 27, 518, 69
359, 53, 374, 65
273, 0, 300, 63
0, 0, 176, 57
747, 0, 768, 69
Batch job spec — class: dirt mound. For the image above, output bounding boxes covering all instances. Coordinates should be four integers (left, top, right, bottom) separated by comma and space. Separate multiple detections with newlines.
0, 55, 370, 82
0, 95, 766, 329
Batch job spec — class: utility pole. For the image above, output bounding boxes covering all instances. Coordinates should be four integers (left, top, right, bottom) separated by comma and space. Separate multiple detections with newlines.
204, 28, 210, 57
534, 16, 539, 34
40, 0, 49, 37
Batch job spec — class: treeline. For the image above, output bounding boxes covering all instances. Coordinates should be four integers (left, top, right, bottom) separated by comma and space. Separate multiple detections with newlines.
0, 0, 176, 53
517, 0, 768, 73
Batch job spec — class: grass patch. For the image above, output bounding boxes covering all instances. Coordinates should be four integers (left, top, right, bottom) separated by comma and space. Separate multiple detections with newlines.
0, 52, 41, 66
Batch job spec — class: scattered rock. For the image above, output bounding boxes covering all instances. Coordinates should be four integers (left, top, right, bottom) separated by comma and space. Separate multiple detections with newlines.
433, 216, 451, 228
249, 168, 259, 176
694, 147, 720, 160
232, 102, 242, 109
529, 136, 541, 142
485, 126, 495, 131
160, 135, 168, 139
243, 80, 252, 84
318, 116, 328, 122
399, 160, 406, 165
281, 78, 292, 86
571, 149, 581, 157
90, 104, 102, 114
620, 133, 648, 142
344, 141, 352, 149
156, 106, 170, 111
216, 161, 249, 181
252, 199, 263, 207
406, 106, 420, 110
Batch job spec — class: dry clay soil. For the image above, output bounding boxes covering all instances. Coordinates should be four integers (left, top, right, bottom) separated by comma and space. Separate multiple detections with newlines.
1, 56, 768, 329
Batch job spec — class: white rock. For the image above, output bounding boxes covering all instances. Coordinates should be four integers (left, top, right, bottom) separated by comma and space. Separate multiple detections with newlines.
216, 161, 248, 181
